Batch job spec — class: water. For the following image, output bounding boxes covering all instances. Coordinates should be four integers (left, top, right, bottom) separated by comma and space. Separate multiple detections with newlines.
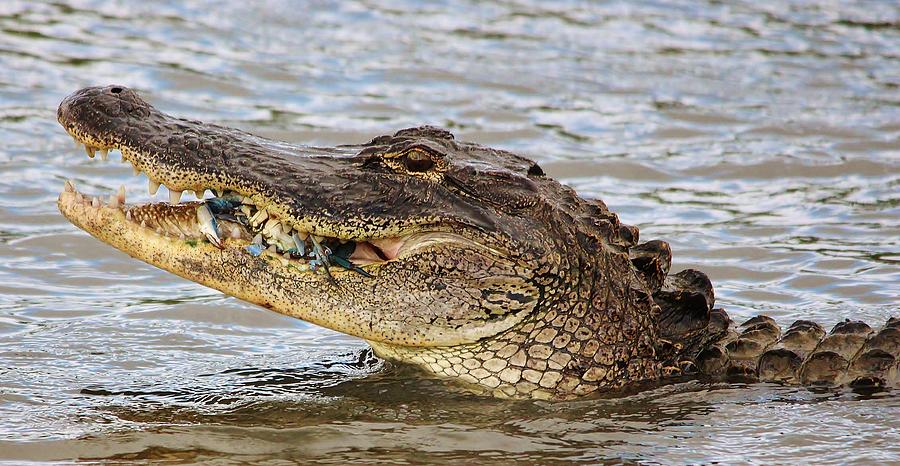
1, 0, 898, 463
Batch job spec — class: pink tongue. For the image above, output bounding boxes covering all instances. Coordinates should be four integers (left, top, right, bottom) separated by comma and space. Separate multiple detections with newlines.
349, 242, 384, 262
349, 239, 405, 263
370, 238, 404, 260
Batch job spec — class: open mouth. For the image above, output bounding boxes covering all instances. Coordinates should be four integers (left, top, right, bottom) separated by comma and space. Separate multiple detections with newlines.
59, 139, 407, 279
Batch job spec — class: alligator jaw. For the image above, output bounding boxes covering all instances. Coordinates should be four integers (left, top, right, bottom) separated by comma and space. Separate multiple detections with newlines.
56, 132, 411, 278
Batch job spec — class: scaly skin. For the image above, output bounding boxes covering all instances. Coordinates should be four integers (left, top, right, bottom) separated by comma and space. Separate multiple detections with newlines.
56, 85, 898, 399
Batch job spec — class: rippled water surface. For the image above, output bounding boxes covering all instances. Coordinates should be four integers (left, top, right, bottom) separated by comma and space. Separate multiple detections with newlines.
1, 1, 899, 463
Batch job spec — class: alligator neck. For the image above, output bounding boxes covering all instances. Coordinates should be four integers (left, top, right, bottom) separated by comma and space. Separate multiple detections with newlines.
370, 252, 663, 400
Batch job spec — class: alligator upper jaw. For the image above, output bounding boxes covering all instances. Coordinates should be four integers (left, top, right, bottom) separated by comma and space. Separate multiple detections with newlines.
57, 97, 424, 276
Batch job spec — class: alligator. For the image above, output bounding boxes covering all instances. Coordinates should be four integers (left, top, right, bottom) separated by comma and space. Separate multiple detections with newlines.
56, 85, 898, 400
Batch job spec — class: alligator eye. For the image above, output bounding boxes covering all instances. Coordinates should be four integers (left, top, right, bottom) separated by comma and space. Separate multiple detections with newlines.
403, 150, 434, 172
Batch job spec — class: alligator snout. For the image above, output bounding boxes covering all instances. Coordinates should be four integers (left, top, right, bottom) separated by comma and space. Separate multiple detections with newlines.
58, 85, 151, 139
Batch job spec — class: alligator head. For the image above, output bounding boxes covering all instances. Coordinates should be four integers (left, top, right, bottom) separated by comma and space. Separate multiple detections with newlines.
57, 85, 899, 399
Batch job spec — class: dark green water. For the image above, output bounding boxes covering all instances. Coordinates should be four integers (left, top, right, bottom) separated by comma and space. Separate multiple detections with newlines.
0, 1, 898, 463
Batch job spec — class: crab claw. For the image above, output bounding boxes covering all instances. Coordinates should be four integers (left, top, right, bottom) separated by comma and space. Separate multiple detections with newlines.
244, 243, 264, 257
196, 203, 223, 248
330, 255, 373, 278
205, 196, 242, 215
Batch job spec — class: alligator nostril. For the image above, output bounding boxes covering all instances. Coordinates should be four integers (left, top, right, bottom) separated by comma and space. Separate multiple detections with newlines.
110, 87, 123, 94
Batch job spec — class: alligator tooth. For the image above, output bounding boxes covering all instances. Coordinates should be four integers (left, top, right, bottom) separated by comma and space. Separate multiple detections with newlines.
91, 196, 100, 208
107, 194, 119, 208
64, 180, 75, 193
84, 145, 95, 158
282, 223, 293, 235
125, 210, 132, 221
99, 149, 108, 161
292, 232, 307, 256
149, 179, 160, 195
169, 189, 182, 204
75, 192, 84, 203
141, 220, 147, 228
252, 233, 263, 245
72, 136, 80, 147
268, 244, 278, 253
117, 185, 126, 204
275, 232, 294, 250
294, 230, 309, 241
239, 205, 252, 216
132, 165, 141, 176
249, 208, 268, 227
264, 218, 281, 236
312, 235, 324, 243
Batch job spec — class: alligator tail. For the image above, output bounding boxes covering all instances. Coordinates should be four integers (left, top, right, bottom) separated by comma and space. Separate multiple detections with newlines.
628, 238, 900, 390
